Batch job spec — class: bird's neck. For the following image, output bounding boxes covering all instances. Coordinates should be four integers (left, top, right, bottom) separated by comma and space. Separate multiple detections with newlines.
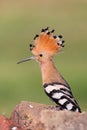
40, 59, 68, 86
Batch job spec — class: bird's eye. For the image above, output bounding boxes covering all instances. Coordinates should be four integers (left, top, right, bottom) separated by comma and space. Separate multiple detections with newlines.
39, 54, 43, 57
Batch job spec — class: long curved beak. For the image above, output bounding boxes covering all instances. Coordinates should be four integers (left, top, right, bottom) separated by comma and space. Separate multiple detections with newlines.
17, 56, 35, 64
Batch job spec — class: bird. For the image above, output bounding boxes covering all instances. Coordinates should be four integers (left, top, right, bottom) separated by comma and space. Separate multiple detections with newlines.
17, 27, 81, 112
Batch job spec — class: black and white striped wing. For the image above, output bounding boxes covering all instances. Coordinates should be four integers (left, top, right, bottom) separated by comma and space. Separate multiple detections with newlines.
44, 83, 81, 112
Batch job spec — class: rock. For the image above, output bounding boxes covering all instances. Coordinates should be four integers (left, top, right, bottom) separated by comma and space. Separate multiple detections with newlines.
10, 101, 87, 130
39, 110, 87, 130
11, 101, 60, 130
0, 114, 24, 130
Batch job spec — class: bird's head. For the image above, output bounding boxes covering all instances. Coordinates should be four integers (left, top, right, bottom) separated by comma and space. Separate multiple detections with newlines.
17, 27, 65, 64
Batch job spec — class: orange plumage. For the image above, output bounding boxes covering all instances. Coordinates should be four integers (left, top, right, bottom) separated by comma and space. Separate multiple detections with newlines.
30, 27, 64, 56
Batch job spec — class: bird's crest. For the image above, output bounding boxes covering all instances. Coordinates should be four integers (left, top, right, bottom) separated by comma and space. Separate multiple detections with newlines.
30, 27, 65, 56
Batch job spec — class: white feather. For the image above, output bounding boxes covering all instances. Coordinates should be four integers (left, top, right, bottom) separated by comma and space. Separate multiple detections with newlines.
59, 98, 67, 105
45, 84, 69, 94
52, 92, 64, 99
66, 103, 73, 110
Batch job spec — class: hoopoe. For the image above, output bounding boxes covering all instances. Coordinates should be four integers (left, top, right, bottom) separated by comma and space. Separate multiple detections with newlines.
17, 27, 81, 112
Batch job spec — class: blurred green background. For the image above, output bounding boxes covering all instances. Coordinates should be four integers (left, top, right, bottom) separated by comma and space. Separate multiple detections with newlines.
0, 0, 87, 116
